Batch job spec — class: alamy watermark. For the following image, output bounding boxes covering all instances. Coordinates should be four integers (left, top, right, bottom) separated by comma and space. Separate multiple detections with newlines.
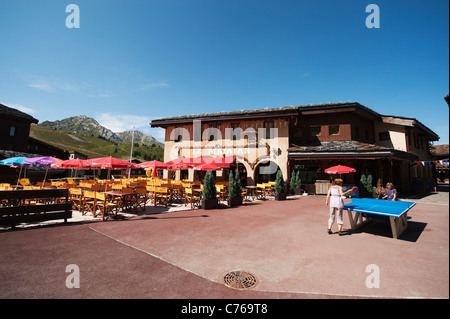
65, 4, 379, 30
168, 119, 281, 175
365, 4, 380, 29
65, 4, 80, 29
65, 264, 80, 288
365, 264, 380, 288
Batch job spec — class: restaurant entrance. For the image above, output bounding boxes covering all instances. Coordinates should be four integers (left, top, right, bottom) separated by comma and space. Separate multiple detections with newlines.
254, 160, 280, 184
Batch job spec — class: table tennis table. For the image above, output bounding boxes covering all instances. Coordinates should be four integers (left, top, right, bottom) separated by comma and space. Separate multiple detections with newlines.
344, 198, 416, 239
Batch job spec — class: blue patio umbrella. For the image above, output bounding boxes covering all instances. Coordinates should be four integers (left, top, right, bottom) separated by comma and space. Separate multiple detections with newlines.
0, 157, 31, 167
0, 157, 31, 187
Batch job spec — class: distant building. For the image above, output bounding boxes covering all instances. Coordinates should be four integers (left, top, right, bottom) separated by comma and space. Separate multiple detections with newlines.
0, 103, 39, 152
0, 103, 87, 183
151, 102, 439, 195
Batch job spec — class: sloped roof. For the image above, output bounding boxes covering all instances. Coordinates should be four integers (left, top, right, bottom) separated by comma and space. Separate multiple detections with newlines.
0, 103, 39, 124
430, 144, 449, 159
288, 140, 418, 160
150, 102, 377, 126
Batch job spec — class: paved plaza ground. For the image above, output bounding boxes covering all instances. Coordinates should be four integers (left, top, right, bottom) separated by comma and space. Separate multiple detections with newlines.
0, 186, 448, 299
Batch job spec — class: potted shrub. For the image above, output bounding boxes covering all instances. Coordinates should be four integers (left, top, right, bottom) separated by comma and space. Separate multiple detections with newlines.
228, 170, 243, 207
202, 171, 218, 209
289, 170, 303, 195
360, 171, 375, 198
274, 170, 287, 200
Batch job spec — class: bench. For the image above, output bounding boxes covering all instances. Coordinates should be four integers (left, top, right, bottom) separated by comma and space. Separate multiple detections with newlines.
0, 189, 72, 227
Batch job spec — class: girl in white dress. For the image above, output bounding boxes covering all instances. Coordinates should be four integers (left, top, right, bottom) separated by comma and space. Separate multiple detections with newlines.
326, 178, 354, 236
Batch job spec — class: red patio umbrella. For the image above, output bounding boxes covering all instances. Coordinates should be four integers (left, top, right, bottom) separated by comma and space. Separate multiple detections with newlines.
324, 165, 356, 175
54, 158, 90, 169
165, 157, 235, 168
135, 160, 168, 169
193, 163, 229, 171
87, 156, 136, 169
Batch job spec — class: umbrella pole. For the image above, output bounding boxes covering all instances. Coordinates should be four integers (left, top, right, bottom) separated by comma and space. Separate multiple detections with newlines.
105, 168, 111, 192
16, 166, 23, 187
41, 167, 49, 189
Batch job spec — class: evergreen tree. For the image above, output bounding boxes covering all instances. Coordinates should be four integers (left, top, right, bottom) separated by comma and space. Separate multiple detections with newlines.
235, 170, 242, 197
202, 171, 217, 200
274, 170, 286, 194
295, 170, 301, 189
290, 170, 297, 191
229, 171, 237, 198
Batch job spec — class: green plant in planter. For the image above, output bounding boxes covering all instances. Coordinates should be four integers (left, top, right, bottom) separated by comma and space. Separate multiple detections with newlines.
228, 170, 243, 206
235, 171, 242, 197
295, 171, 302, 190
202, 171, 218, 209
360, 171, 374, 198
274, 170, 287, 200
202, 171, 217, 200
229, 171, 237, 198
290, 170, 302, 194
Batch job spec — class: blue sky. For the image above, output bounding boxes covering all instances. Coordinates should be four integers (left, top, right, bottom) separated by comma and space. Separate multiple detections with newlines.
0, 0, 448, 144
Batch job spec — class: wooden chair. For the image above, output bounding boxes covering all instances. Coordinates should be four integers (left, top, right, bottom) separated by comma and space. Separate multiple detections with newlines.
215, 185, 227, 202
184, 187, 201, 209
129, 187, 147, 212
63, 182, 78, 189
19, 178, 32, 186
83, 190, 97, 218
69, 188, 84, 213
146, 186, 156, 206
170, 184, 183, 202
112, 183, 123, 190
0, 183, 12, 190
241, 188, 248, 201
95, 192, 118, 220
263, 183, 274, 196
90, 184, 102, 191
117, 187, 135, 211
155, 187, 170, 207
37, 181, 53, 188
256, 183, 266, 199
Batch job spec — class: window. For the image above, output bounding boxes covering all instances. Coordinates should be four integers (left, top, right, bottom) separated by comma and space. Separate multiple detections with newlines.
207, 124, 217, 141
378, 131, 390, 141
172, 128, 182, 142
9, 126, 16, 137
311, 126, 321, 136
231, 124, 240, 141
265, 122, 274, 139
329, 125, 340, 135
293, 127, 303, 138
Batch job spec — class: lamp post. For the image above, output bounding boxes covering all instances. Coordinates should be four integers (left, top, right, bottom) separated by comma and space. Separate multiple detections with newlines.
128, 126, 135, 178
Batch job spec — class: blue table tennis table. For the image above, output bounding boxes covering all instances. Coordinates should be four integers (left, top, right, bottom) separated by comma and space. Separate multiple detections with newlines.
344, 198, 416, 239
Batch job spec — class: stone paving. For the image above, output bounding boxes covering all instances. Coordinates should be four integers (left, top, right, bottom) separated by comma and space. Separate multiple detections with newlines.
0, 188, 448, 299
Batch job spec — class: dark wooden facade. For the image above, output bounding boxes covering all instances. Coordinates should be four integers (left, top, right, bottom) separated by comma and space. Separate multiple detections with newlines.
0, 103, 39, 152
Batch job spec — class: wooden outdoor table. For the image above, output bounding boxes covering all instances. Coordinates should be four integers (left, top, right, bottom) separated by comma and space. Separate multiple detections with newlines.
104, 191, 136, 212
245, 186, 258, 199
245, 186, 262, 199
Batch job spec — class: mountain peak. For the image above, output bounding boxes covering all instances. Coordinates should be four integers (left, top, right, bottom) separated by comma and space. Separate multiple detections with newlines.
38, 115, 162, 146
40, 115, 121, 142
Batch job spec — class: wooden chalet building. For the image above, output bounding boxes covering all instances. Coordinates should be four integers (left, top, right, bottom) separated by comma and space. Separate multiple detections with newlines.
151, 102, 439, 195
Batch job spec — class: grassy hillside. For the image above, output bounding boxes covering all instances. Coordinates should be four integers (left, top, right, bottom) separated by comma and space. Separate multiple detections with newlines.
30, 124, 164, 161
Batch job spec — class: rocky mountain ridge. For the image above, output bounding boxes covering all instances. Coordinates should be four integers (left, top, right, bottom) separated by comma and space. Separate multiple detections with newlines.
39, 115, 161, 146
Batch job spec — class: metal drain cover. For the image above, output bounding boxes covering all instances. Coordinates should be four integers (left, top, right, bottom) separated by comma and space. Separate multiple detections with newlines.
223, 270, 258, 290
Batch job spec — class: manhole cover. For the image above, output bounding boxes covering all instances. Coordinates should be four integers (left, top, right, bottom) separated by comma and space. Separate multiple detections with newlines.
223, 270, 258, 290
